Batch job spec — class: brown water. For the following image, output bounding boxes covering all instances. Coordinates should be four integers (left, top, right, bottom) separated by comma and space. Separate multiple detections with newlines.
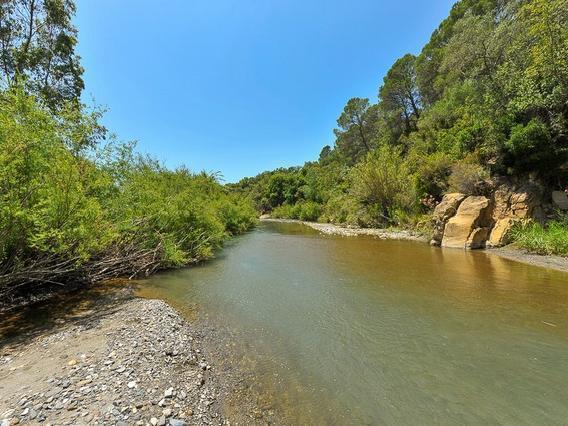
141, 221, 568, 424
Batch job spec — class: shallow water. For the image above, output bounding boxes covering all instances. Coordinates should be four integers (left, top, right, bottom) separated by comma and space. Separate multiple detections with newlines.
141, 221, 568, 424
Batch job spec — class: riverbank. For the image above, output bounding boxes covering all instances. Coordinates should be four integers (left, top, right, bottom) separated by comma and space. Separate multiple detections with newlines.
261, 218, 428, 241
261, 218, 568, 274
0, 286, 271, 426
488, 247, 568, 274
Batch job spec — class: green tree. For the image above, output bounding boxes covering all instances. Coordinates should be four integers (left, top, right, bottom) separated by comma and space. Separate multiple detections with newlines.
379, 54, 421, 137
334, 98, 378, 164
0, 0, 84, 108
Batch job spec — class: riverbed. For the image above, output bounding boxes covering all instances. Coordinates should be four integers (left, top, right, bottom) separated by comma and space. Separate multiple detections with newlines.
139, 220, 568, 424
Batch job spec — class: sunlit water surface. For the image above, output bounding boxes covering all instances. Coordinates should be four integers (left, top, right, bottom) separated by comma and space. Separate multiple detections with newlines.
140, 221, 568, 424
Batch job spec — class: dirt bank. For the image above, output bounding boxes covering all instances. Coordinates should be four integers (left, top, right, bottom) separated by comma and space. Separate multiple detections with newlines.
0, 286, 270, 426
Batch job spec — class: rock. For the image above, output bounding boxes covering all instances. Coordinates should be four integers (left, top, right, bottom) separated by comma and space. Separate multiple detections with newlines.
552, 191, 568, 210
157, 415, 166, 426
150, 417, 158, 426
127, 381, 137, 389
169, 419, 187, 426
162, 408, 172, 417
466, 227, 490, 249
487, 217, 516, 248
442, 196, 492, 249
28, 409, 37, 420
164, 387, 174, 398
430, 193, 467, 246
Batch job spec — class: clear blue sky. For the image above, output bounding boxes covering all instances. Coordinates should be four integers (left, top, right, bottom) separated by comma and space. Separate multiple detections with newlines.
75, 0, 455, 182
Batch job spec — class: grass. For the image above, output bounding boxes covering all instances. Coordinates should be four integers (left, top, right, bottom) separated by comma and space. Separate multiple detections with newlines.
511, 219, 568, 257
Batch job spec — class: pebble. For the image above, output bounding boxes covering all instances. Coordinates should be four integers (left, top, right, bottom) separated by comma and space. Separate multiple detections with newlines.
0, 298, 258, 425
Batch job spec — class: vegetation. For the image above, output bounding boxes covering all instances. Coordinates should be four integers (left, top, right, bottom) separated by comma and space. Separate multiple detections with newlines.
0, 0, 256, 306
0, 87, 256, 305
511, 215, 568, 256
234, 0, 568, 238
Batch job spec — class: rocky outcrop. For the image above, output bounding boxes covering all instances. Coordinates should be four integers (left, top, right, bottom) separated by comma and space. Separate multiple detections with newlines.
430, 193, 467, 245
431, 180, 550, 250
441, 196, 493, 249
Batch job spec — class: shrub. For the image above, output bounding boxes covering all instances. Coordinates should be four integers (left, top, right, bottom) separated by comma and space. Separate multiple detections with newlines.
504, 119, 562, 174
448, 161, 490, 195
0, 89, 257, 304
349, 145, 417, 225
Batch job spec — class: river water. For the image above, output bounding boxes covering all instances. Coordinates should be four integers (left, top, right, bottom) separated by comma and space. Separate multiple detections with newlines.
140, 221, 568, 424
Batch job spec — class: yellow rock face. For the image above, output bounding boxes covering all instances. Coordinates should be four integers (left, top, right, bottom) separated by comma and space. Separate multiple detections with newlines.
487, 217, 516, 248
442, 196, 492, 249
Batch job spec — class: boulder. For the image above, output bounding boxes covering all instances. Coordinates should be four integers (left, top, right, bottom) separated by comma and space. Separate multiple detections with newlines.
430, 193, 466, 246
487, 217, 516, 248
467, 227, 490, 249
552, 191, 568, 210
442, 196, 492, 249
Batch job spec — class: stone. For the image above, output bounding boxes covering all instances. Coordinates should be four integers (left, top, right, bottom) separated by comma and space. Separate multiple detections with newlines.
169, 420, 187, 426
164, 388, 174, 398
150, 417, 158, 426
487, 218, 516, 248
552, 191, 568, 210
127, 381, 137, 389
157, 415, 166, 426
431, 193, 467, 245
442, 196, 492, 249
466, 227, 490, 249
162, 408, 172, 417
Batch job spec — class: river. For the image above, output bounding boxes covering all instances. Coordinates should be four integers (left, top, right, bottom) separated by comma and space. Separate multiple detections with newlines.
139, 221, 568, 424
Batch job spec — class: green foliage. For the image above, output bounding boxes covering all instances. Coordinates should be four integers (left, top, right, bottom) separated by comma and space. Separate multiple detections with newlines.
0, 0, 84, 108
238, 0, 568, 230
349, 146, 417, 226
504, 119, 557, 173
272, 201, 323, 222
334, 98, 378, 164
511, 218, 568, 256
0, 88, 256, 299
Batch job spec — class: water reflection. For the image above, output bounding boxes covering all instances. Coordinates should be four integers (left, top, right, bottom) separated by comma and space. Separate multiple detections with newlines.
141, 222, 568, 424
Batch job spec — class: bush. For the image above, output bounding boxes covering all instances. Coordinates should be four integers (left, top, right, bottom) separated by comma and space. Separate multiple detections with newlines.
504, 119, 560, 174
448, 161, 490, 195
271, 201, 323, 222
349, 145, 417, 225
0, 89, 257, 304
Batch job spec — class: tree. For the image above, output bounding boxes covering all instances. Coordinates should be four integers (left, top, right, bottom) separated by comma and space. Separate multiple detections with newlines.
0, 0, 84, 108
334, 98, 378, 164
379, 54, 421, 137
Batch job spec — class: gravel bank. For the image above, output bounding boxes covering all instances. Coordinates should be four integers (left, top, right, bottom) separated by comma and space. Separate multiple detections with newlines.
487, 247, 568, 274
0, 287, 266, 426
262, 218, 427, 241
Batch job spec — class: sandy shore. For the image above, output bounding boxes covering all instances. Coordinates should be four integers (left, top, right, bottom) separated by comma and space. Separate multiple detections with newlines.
0, 286, 269, 426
